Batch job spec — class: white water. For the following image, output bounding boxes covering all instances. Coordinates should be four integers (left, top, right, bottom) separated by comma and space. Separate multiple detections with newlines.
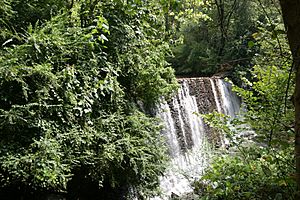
158, 101, 181, 158
216, 79, 240, 117
210, 79, 222, 113
154, 78, 240, 199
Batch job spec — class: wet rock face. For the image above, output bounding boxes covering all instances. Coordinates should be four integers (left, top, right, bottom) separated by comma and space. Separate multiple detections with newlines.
163, 77, 240, 153
180, 78, 218, 114
167, 94, 194, 152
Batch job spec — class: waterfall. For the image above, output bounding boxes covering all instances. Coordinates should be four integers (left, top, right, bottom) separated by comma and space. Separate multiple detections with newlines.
154, 77, 240, 199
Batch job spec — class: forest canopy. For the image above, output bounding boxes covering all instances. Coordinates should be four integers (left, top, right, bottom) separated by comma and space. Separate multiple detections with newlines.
0, 0, 299, 199
0, 0, 178, 199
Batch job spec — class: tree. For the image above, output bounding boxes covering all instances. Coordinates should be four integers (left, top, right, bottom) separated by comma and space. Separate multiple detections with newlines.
169, 0, 257, 77
191, 1, 297, 199
0, 1, 178, 199
279, 0, 300, 196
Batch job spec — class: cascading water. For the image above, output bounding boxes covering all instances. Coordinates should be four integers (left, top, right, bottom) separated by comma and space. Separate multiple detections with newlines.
154, 77, 240, 199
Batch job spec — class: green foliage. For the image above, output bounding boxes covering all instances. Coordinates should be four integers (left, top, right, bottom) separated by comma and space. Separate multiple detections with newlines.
169, 0, 258, 77
196, 4, 295, 197
0, 1, 178, 198
0, 0, 67, 45
228, 7, 293, 146
194, 149, 295, 200
231, 65, 294, 147
231, 0, 288, 85
199, 44, 295, 199
102, 1, 178, 108
170, 21, 218, 76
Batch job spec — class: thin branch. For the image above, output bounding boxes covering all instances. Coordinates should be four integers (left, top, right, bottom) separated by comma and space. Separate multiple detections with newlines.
257, 0, 284, 56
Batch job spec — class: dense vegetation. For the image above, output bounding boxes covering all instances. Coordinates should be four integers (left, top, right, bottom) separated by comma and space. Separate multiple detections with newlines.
188, 1, 298, 199
169, 0, 258, 77
0, 0, 177, 199
0, 0, 299, 199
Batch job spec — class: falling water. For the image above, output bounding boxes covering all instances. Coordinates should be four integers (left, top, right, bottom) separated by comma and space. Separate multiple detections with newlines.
216, 79, 240, 117
210, 79, 222, 113
154, 77, 240, 199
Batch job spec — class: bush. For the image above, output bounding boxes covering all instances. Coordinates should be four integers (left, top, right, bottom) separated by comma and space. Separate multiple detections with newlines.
194, 148, 296, 200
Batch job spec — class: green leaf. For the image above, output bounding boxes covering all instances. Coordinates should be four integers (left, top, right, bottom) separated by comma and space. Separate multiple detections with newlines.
100, 34, 108, 42
248, 41, 255, 48
261, 165, 272, 176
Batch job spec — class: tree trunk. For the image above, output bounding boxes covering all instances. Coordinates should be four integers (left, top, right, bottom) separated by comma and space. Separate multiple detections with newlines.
279, 0, 300, 197
215, 0, 226, 59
